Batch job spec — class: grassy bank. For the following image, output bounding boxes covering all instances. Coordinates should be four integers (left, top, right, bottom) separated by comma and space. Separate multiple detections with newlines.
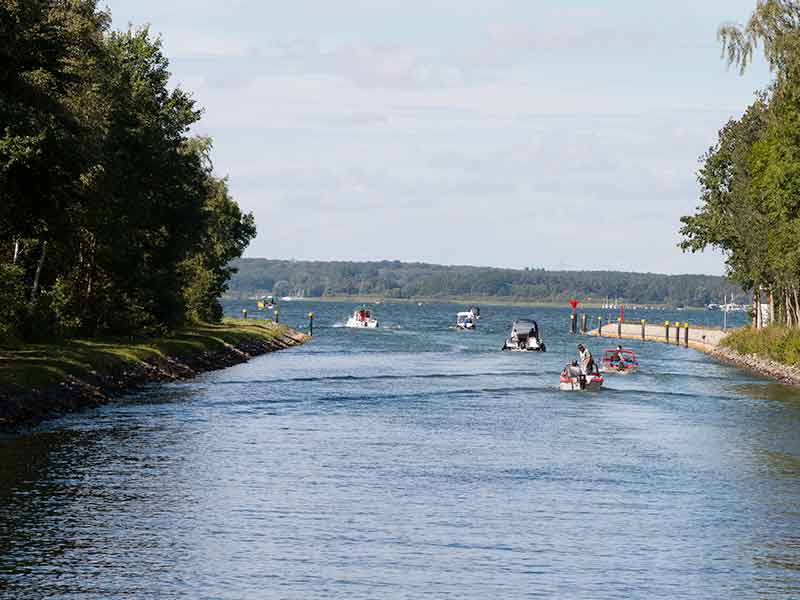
720, 326, 800, 366
0, 319, 295, 394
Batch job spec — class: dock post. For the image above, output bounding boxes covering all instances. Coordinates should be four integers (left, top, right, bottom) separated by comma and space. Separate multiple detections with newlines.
674, 322, 681, 345
617, 318, 622, 338
664, 321, 670, 342
308, 312, 314, 336
684, 322, 689, 348
598, 316, 603, 336
241, 308, 247, 320
581, 314, 587, 334
570, 313, 577, 335
641, 319, 646, 340
274, 308, 279, 324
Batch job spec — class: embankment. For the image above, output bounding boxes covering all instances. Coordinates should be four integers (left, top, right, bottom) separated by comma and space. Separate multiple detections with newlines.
0, 320, 308, 430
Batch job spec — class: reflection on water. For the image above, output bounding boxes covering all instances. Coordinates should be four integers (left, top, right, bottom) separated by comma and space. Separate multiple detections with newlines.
733, 382, 800, 405
1, 302, 800, 599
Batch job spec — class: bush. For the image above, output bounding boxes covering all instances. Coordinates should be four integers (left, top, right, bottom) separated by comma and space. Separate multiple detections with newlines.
722, 326, 800, 365
0, 264, 27, 343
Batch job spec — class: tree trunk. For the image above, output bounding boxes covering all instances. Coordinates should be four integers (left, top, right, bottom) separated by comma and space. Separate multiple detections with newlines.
769, 290, 775, 326
12, 239, 19, 263
29, 240, 48, 307
793, 286, 800, 330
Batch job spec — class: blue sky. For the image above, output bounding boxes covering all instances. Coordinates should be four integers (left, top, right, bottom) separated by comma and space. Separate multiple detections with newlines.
104, 1, 771, 274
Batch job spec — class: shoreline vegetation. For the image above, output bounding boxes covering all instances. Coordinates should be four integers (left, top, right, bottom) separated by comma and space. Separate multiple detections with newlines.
229, 259, 743, 308
674, 4, 800, 384
1, 2, 268, 429
0, 320, 308, 431
712, 327, 800, 385
226, 293, 701, 310
2, 3, 255, 346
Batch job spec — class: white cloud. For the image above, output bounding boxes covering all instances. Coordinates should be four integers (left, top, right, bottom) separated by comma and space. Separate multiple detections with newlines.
103, 0, 771, 274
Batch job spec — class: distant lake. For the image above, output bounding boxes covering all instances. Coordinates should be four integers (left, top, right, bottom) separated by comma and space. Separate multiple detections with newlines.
1, 301, 798, 599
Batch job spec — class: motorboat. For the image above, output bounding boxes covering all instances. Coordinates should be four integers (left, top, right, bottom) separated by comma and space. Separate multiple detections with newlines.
600, 348, 639, 374
256, 296, 275, 310
559, 362, 604, 391
345, 308, 379, 328
456, 311, 476, 330
502, 319, 546, 352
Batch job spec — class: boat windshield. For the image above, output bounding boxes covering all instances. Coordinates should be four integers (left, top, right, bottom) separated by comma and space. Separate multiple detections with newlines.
512, 320, 538, 335
604, 349, 636, 362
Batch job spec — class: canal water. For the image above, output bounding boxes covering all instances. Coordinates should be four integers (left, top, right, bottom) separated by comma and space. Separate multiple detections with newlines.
2, 301, 799, 599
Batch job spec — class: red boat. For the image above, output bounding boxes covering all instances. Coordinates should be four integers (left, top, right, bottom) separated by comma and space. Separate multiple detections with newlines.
600, 348, 639, 374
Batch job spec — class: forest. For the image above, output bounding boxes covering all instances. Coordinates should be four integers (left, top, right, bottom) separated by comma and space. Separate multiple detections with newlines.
0, 1, 255, 342
228, 259, 743, 307
681, 1, 800, 328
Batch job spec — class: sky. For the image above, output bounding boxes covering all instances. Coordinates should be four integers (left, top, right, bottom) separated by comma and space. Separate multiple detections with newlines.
103, 0, 771, 275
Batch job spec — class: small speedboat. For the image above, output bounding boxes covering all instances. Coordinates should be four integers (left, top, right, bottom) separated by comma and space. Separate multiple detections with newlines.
345, 308, 378, 328
559, 362, 604, 391
600, 348, 639, 374
256, 296, 275, 310
502, 319, 546, 352
456, 311, 476, 330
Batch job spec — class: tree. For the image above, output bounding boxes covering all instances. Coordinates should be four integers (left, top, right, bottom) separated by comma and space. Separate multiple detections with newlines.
682, 0, 800, 328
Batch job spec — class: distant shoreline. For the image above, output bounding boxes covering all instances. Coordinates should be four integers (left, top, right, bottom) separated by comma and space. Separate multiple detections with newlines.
223, 294, 702, 311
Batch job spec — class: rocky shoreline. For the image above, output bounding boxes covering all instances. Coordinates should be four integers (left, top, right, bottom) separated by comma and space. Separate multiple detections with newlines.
708, 345, 800, 386
0, 328, 308, 431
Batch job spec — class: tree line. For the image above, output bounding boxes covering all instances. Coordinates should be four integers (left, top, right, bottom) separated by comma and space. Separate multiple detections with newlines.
229, 259, 743, 307
681, 1, 800, 328
0, 1, 255, 342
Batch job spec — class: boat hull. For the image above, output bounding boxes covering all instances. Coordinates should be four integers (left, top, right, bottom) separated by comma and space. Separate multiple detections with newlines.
502, 340, 546, 352
559, 376, 603, 391
600, 365, 638, 375
345, 318, 378, 328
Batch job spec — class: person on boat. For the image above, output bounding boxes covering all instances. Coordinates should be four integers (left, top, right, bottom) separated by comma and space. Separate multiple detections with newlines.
610, 345, 626, 369
609, 345, 622, 361
577, 344, 594, 375
564, 360, 586, 389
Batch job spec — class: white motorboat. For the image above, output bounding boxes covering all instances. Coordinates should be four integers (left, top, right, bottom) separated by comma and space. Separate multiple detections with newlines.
502, 319, 546, 352
345, 308, 379, 328
559, 362, 604, 391
456, 311, 476, 330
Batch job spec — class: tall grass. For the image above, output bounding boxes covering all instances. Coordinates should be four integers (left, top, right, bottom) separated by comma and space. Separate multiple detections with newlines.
721, 326, 800, 365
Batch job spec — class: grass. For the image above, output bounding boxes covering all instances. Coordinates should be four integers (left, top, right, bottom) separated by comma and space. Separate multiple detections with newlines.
721, 326, 800, 366
0, 319, 289, 393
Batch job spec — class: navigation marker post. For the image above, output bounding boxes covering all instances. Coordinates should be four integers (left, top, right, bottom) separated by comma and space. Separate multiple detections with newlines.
568, 300, 580, 335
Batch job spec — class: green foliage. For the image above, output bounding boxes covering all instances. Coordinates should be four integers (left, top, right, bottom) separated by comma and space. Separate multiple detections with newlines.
228, 259, 743, 306
722, 325, 800, 365
0, 2, 255, 341
682, 1, 800, 329
0, 263, 25, 342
